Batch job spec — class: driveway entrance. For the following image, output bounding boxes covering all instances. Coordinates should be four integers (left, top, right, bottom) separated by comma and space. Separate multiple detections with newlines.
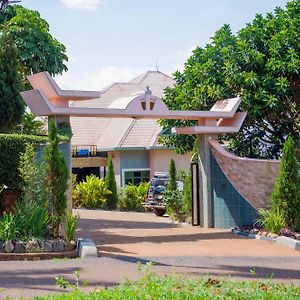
1, 209, 300, 299
76, 209, 300, 280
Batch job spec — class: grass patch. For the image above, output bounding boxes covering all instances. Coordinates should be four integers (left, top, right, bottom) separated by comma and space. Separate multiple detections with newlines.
9, 266, 300, 300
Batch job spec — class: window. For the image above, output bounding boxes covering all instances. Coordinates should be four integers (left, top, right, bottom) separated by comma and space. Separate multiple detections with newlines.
123, 169, 150, 186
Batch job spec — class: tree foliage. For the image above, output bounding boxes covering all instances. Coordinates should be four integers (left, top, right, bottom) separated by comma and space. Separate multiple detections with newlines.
0, 33, 24, 132
14, 112, 46, 135
44, 119, 69, 238
160, 1, 300, 158
271, 136, 300, 230
105, 157, 118, 209
0, 5, 68, 84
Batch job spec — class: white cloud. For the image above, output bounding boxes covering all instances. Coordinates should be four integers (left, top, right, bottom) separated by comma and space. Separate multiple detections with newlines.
61, 0, 103, 10
165, 47, 195, 72
56, 66, 144, 91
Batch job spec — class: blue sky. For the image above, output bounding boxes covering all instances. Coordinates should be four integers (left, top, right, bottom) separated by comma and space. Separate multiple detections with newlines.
22, 0, 289, 90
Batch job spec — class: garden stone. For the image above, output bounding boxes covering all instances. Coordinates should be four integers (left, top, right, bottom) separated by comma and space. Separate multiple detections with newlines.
65, 241, 76, 251
14, 242, 25, 253
52, 240, 65, 252
70, 240, 77, 248
295, 233, 300, 241
261, 231, 268, 237
0, 242, 4, 253
25, 240, 41, 253
42, 240, 53, 252
4, 241, 14, 253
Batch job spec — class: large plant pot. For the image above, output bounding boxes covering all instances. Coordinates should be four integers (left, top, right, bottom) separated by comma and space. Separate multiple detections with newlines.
0, 190, 20, 214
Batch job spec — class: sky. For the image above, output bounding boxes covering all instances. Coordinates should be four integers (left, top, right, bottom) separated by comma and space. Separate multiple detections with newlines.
21, 0, 290, 90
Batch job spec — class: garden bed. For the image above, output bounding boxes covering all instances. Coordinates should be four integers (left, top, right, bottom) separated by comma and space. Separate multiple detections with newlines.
0, 239, 77, 260
231, 227, 300, 251
0, 249, 77, 261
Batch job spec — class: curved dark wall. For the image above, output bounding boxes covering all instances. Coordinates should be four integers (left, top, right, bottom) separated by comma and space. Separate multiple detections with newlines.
210, 151, 258, 228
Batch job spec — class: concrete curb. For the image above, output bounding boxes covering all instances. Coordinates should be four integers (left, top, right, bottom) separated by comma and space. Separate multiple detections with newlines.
231, 229, 300, 251
77, 238, 98, 258
231, 229, 278, 244
276, 236, 300, 251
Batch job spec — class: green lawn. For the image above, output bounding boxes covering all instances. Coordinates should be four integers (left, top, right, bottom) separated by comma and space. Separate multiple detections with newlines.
17, 271, 300, 300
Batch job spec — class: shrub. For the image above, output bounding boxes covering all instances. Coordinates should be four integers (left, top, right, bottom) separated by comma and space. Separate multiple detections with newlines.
0, 212, 19, 241
71, 174, 79, 208
64, 212, 79, 243
14, 200, 49, 240
164, 189, 189, 222
18, 143, 47, 205
73, 175, 111, 209
104, 157, 118, 209
118, 182, 149, 212
271, 136, 300, 230
164, 164, 191, 222
255, 208, 286, 234
0, 134, 47, 190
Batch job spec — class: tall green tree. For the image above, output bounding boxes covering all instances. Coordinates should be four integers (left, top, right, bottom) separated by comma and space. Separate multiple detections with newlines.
183, 173, 192, 218
160, 1, 300, 159
105, 157, 118, 209
0, 33, 24, 132
44, 119, 69, 237
0, 4, 68, 132
0, 5, 68, 83
167, 159, 177, 191
271, 136, 300, 230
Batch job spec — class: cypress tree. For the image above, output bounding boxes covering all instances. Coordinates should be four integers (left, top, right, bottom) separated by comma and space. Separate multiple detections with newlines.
44, 119, 69, 237
105, 157, 118, 209
183, 173, 192, 217
271, 136, 300, 230
167, 159, 177, 191
0, 33, 24, 132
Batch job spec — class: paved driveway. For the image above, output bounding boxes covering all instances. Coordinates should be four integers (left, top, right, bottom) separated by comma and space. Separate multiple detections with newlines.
0, 209, 300, 299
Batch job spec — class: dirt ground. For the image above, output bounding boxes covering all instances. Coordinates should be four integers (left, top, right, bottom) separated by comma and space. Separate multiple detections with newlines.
0, 209, 299, 299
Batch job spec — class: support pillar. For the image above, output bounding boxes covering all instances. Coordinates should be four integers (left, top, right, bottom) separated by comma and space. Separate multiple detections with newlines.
198, 134, 214, 228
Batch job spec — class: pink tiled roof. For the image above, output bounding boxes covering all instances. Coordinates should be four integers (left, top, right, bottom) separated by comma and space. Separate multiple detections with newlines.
71, 71, 174, 149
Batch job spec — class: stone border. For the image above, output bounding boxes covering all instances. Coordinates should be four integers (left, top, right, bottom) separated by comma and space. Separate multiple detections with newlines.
0, 250, 77, 261
231, 229, 300, 251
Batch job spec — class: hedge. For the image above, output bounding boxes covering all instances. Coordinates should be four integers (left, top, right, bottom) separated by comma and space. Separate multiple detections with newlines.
0, 134, 48, 190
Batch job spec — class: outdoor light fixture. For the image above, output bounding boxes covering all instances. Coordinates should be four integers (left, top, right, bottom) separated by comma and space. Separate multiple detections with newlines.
0, 0, 21, 11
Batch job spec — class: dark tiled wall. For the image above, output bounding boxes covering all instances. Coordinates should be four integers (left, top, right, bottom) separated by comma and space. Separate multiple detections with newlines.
210, 151, 258, 228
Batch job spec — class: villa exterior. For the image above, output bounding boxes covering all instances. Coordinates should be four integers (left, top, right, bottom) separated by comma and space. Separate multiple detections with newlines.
22, 70, 276, 229
70, 71, 192, 186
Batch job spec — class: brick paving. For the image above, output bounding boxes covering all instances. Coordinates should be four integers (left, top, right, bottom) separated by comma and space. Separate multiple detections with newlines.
0, 209, 300, 299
